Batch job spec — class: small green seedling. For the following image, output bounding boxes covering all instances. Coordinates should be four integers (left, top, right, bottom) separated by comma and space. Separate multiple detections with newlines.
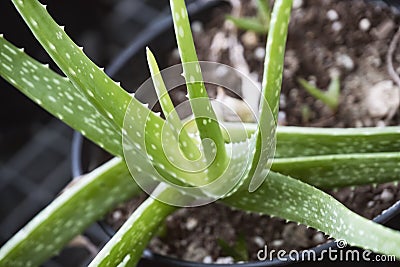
298, 74, 340, 111
218, 234, 249, 262
301, 104, 312, 123
226, 0, 271, 34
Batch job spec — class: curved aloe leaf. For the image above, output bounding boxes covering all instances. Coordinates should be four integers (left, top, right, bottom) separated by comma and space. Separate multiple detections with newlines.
10, 0, 169, 167
272, 152, 400, 188
276, 126, 400, 157
223, 171, 400, 258
2, 151, 398, 266
224, 123, 400, 157
0, 158, 141, 267
0, 36, 122, 156
89, 185, 191, 267
11, 0, 131, 128
11, 0, 215, 190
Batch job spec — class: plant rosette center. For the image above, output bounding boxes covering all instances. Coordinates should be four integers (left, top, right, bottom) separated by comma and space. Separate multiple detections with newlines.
122, 61, 277, 207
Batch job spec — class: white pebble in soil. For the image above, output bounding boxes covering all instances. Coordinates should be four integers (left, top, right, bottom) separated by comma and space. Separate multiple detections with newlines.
241, 31, 259, 48
112, 210, 123, 221
365, 80, 400, 118
312, 232, 325, 244
293, 0, 303, 9
253, 236, 266, 248
380, 189, 394, 202
278, 111, 287, 125
270, 239, 284, 247
280, 94, 287, 109
359, 18, 371, 32
332, 21, 343, 32
185, 217, 198, 230
335, 53, 354, 71
203, 255, 213, 264
254, 47, 266, 61
215, 257, 235, 264
326, 9, 339, 21
191, 21, 204, 34
367, 200, 375, 208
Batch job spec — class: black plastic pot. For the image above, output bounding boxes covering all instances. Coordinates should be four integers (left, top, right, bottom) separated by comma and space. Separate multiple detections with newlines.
72, 0, 400, 266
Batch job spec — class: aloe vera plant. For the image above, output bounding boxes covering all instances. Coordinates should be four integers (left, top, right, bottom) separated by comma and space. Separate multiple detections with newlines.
1, 0, 400, 266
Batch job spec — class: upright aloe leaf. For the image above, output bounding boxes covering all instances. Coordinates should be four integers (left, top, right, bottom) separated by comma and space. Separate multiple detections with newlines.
246, 0, 292, 192
223, 171, 400, 258
260, 0, 292, 119
146, 47, 200, 160
0, 36, 122, 156
170, 0, 228, 179
0, 158, 141, 267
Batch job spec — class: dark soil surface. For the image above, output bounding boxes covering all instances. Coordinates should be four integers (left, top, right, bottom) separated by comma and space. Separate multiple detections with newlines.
107, 0, 400, 263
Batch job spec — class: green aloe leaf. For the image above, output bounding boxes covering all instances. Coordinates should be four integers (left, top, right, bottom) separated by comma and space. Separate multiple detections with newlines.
261, 0, 292, 120
11, 0, 212, 190
246, 0, 292, 192
0, 36, 122, 156
223, 123, 400, 157
89, 185, 192, 267
275, 126, 400, 157
170, 0, 228, 180
146, 47, 200, 160
9, 0, 173, 170
2, 151, 399, 266
272, 152, 400, 188
0, 158, 141, 267
11, 0, 131, 129
223, 171, 400, 258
